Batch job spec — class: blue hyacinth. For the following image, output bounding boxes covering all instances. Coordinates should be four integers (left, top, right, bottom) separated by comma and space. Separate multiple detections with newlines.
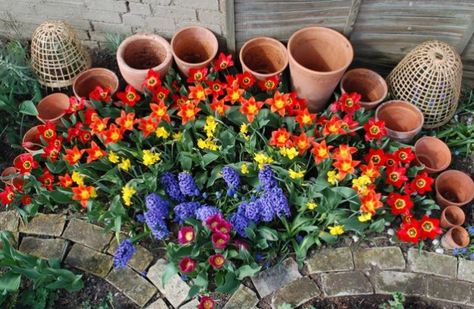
144, 193, 170, 240
230, 212, 250, 237
178, 172, 201, 196
113, 239, 136, 268
195, 205, 221, 222
161, 172, 186, 202
261, 186, 290, 218
257, 197, 275, 222
258, 165, 277, 190
222, 166, 240, 195
468, 226, 474, 236
238, 201, 260, 222
174, 201, 201, 223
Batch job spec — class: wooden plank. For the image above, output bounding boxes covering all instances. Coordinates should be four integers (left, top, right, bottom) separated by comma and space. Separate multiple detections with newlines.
224, 0, 236, 52
456, 15, 474, 55
343, 0, 362, 37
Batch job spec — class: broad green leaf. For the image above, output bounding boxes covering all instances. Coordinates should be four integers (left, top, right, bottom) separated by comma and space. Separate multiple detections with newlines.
237, 264, 261, 280
19, 100, 38, 116
258, 226, 279, 241
162, 263, 178, 288
0, 272, 21, 291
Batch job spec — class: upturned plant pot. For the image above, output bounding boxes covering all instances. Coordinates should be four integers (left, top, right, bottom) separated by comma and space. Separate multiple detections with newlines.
36, 93, 70, 124
287, 26, 353, 112
171, 26, 218, 77
375, 100, 424, 143
340, 68, 388, 110
441, 226, 470, 249
73, 68, 119, 99
440, 206, 465, 229
1, 166, 17, 185
22, 126, 42, 153
435, 170, 474, 207
239, 37, 288, 80
414, 136, 451, 174
117, 33, 173, 91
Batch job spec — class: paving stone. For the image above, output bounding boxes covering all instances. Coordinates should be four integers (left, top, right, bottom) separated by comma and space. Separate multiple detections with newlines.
146, 298, 168, 309
321, 271, 373, 297
272, 277, 321, 308
354, 247, 405, 270
19, 213, 66, 236
427, 276, 472, 304
305, 247, 353, 274
458, 259, 474, 283
65, 243, 113, 278
0, 210, 19, 232
179, 299, 199, 309
251, 258, 302, 298
62, 219, 113, 251
107, 237, 153, 272
19, 237, 68, 261
106, 266, 157, 307
407, 248, 457, 278
373, 271, 427, 296
223, 285, 259, 309
147, 259, 190, 308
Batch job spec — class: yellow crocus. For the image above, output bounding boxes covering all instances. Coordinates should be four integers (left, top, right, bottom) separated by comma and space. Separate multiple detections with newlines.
289, 168, 305, 180
142, 150, 161, 166
108, 151, 120, 164
254, 152, 273, 169
240, 163, 249, 175
155, 127, 170, 139
358, 212, 373, 222
118, 158, 131, 171
329, 225, 344, 236
71, 171, 84, 185
327, 170, 339, 185
306, 202, 318, 210
121, 185, 136, 207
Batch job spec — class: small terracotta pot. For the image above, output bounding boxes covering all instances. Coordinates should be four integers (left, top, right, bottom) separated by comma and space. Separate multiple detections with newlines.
414, 136, 451, 174
171, 26, 218, 77
73, 68, 119, 99
117, 33, 173, 91
340, 68, 387, 110
441, 226, 470, 249
239, 37, 288, 80
435, 170, 474, 207
375, 100, 424, 143
287, 26, 353, 112
440, 206, 465, 228
22, 126, 43, 153
1, 167, 17, 185
36, 93, 70, 124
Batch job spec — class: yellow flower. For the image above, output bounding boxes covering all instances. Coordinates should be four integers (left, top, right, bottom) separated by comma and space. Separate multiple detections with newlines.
289, 168, 305, 180
173, 131, 182, 141
280, 147, 299, 160
358, 212, 372, 222
254, 152, 273, 169
155, 127, 170, 139
240, 123, 250, 141
352, 175, 372, 192
108, 151, 120, 164
327, 170, 339, 185
329, 225, 344, 236
118, 158, 131, 171
121, 185, 136, 207
197, 138, 219, 151
142, 150, 161, 166
204, 116, 218, 138
306, 201, 318, 210
71, 171, 84, 185
240, 163, 249, 174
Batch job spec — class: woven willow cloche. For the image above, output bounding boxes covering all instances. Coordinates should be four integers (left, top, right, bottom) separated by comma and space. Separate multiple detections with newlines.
387, 40, 462, 129
31, 20, 91, 89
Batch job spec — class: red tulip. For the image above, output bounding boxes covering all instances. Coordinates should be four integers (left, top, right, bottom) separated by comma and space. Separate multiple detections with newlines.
178, 226, 195, 244
208, 254, 225, 269
178, 257, 196, 273
211, 232, 230, 249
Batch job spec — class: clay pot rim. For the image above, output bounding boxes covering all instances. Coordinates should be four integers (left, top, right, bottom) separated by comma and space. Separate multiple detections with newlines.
116, 33, 172, 73
239, 36, 289, 79
414, 136, 451, 173
36, 92, 70, 122
171, 26, 219, 67
1, 166, 17, 185
375, 100, 424, 135
441, 205, 465, 225
287, 26, 353, 76
435, 169, 474, 207
340, 68, 388, 107
72, 67, 119, 98
22, 126, 42, 152
447, 226, 470, 247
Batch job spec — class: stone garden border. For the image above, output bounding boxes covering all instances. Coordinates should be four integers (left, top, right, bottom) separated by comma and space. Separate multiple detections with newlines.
1, 211, 474, 308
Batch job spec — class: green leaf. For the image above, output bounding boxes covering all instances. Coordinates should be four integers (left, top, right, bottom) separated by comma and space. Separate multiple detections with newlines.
369, 219, 386, 233
48, 190, 72, 204
19, 100, 38, 116
215, 272, 239, 293
258, 226, 279, 241
162, 263, 178, 288
237, 264, 261, 280
318, 231, 338, 244
201, 153, 219, 167
0, 272, 21, 291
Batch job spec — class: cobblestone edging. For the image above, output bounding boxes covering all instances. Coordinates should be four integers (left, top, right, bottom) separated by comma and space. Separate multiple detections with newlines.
2, 211, 474, 308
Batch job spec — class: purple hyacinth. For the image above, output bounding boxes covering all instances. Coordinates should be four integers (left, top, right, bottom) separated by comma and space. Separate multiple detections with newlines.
144, 193, 170, 240
256, 197, 275, 222
238, 201, 260, 222
178, 172, 200, 197
258, 165, 277, 190
230, 212, 250, 237
222, 166, 240, 192
161, 172, 185, 202
113, 239, 136, 268
468, 226, 474, 236
174, 201, 201, 223
195, 205, 221, 222
261, 186, 290, 218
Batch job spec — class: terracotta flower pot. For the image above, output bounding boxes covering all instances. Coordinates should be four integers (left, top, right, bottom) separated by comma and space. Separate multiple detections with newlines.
375, 100, 424, 143
414, 136, 451, 174
287, 26, 353, 112
239, 37, 288, 80
340, 68, 387, 110
22, 126, 43, 153
36, 93, 70, 124
435, 170, 474, 207
1, 167, 17, 185
440, 206, 465, 228
73, 68, 119, 99
441, 226, 470, 249
117, 33, 173, 91
171, 26, 218, 77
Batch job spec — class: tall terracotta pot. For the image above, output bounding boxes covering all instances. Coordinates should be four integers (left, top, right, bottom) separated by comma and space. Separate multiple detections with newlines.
440, 206, 465, 228
441, 226, 469, 249
36, 93, 70, 124
239, 37, 288, 80
375, 100, 424, 143
287, 26, 353, 112
340, 68, 387, 110
22, 126, 42, 153
73, 68, 119, 99
1, 167, 17, 185
117, 33, 173, 91
435, 170, 474, 207
414, 136, 451, 174
171, 26, 218, 77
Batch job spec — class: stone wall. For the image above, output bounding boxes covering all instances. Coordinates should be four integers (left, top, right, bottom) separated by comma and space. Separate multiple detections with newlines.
0, 0, 229, 49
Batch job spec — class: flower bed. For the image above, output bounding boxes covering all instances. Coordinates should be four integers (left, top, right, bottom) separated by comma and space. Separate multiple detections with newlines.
0, 51, 455, 305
